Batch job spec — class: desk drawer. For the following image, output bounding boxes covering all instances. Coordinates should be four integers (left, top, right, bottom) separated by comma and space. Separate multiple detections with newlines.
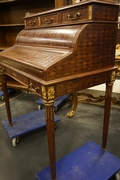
5, 68, 28, 86
25, 17, 40, 28
40, 13, 58, 26
61, 6, 88, 24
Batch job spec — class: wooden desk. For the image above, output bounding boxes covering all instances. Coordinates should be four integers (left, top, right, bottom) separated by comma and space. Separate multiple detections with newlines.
0, 1, 119, 179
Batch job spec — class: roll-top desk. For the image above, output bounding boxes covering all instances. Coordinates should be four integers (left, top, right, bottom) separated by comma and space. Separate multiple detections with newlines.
0, 1, 119, 179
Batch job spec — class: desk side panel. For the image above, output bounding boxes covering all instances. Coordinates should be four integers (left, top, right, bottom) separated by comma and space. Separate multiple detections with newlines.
46, 23, 118, 80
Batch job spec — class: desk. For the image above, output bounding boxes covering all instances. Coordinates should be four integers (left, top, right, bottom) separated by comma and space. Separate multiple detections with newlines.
0, 1, 119, 180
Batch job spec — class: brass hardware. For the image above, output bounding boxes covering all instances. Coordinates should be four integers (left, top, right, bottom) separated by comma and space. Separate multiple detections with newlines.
111, 70, 116, 82
48, 86, 55, 100
42, 85, 47, 99
43, 100, 54, 106
45, 18, 53, 24
29, 20, 36, 26
38, 16, 41, 25
28, 83, 39, 92
67, 93, 78, 117
67, 12, 80, 21
28, 82, 32, 88
35, 87, 40, 91
24, 20, 27, 27
41, 85, 55, 100
88, 6, 92, 19
0, 67, 5, 75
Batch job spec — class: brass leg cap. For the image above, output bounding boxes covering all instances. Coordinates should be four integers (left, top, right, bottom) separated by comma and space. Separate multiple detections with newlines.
102, 148, 106, 153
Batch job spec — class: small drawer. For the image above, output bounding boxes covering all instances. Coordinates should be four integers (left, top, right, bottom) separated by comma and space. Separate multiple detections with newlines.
5, 68, 28, 86
40, 13, 58, 26
61, 6, 88, 24
25, 17, 40, 28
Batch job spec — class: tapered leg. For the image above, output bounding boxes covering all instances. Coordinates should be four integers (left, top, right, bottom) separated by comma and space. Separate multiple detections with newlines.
44, 100, 56, 180
2, 74, 12, 126
102, 82, 113, 151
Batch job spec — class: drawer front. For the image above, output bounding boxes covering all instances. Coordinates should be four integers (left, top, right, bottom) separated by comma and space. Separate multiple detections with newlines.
40, 13, 58, 26
61, 6, 88, 24
5, 68, 28, 86
25, 17, 40, 28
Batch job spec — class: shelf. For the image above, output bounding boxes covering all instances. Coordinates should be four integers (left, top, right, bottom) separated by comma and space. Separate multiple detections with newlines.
36, 141, 120, 180
0, 24, 24, 27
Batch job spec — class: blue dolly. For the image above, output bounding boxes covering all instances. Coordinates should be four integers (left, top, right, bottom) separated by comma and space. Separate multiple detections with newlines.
0, 88, 14, 100
36, 141, 120, 180
35, 95, 70, 112
2, 109, 60, 147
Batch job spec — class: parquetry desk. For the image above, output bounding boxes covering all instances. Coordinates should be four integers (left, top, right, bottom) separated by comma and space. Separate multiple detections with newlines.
0, 1, 119, 179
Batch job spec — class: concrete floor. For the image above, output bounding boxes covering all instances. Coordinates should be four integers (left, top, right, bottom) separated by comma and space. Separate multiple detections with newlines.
0, 91, 120, 180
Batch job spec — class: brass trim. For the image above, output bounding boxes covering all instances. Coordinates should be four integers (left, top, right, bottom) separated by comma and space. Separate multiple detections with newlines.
111, 70, 116, 82
42, 85, 55, 100
43, 100, 54, 106
24, 20, 27, 27
0, 67, 4, 75
88, 5, 92, 20
48, 86, 55, 100
42, 85, 47, 99
38, 16, 41, 25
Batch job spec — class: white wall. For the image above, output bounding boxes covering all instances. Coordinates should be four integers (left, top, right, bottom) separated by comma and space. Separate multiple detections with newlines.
89, 79, 120, 93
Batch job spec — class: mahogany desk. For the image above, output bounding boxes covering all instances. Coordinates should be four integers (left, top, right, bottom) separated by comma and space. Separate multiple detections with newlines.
0, 1, 119, 179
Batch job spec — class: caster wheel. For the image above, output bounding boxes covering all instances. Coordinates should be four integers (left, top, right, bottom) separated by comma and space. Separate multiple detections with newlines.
115, 170, 120, 180
0, 96, 4, 101
12, 137, 19, 147
38, 105, 43, 110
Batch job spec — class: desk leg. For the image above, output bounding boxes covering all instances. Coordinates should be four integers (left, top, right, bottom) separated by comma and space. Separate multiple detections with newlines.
2, 74, 12, 126
102, 82, 113, 151
44, 101, 56, 180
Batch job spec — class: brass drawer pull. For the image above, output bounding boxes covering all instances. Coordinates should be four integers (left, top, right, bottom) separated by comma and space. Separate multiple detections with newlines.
67, 12, 80, 20
28, 83, 39, 92
45, 18, 53, 24
29, 20, 36, 26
